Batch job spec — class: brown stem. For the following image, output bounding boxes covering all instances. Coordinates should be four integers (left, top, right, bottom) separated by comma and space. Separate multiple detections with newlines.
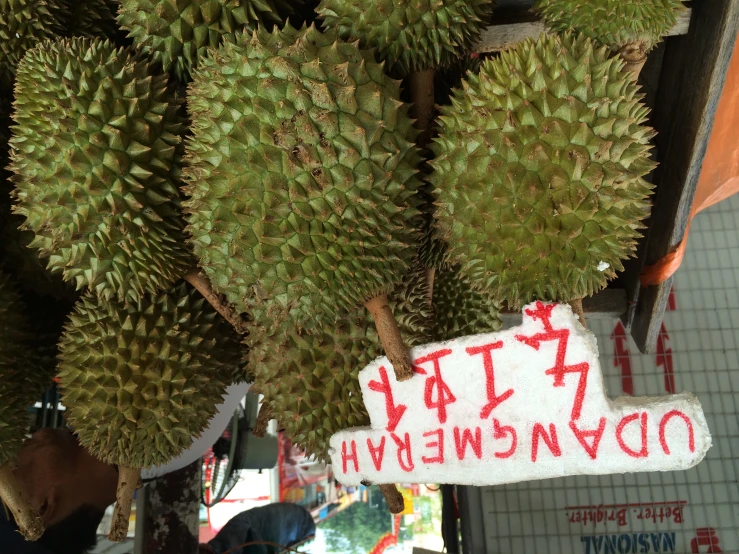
108, 467, 141, 542
379, 484, 405, 514
568, 298, 587, 328
0, 464, 44, 541
425, 267, 435, 308
183, 269, 248, 335
616, 42, 648, 80
252, 405, 271, 438
365, 294, 413, 381
408, 68, 436, 149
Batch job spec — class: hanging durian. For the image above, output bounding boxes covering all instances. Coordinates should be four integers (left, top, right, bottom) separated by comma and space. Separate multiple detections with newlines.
9, 37, 191, 304
0, 0, 68, 89
534, 0, 686, 77
58, 283, 243, 541
0, 272, 45, 541
184, 25, 422, 380
117, 0, 301, 82
429, 33, 656, 317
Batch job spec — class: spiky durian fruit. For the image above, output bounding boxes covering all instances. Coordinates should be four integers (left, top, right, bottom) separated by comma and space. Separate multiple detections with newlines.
184, 24, 421, 331
430, 33, 656, 309
117, 0, 300, 82
317, 0, 493, 75
433, 264, 501, 341
248, 273, 431, 462
9, 38, 191, 303
58, 282, 242, 540
0, 271, 45, 540
0, 0, 68, 89
65, 0, 118, 38
534, 0, 685, 55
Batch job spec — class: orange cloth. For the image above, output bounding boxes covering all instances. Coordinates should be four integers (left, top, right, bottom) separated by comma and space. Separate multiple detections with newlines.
641, 37, 739, 286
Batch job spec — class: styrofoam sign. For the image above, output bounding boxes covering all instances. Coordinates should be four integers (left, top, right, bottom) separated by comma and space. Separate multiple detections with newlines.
329, 302, 711, 486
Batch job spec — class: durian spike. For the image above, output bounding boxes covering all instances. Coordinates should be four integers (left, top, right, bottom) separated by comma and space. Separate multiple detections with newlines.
616, 42, 648, 79
0, 464, 45, 541
252, 405, 272, 438
365, 294, 414, 381
569, 298, 587, 328
109, 467, 141, 542
379, 484, 405, 514
183, 269, 248, 334
408, 67, 436, 149
424, 267, 435, 308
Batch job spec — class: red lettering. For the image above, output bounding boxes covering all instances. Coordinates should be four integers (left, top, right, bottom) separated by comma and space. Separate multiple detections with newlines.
391, 432, 414, 472
466, 341, 514, 419
569, 418, 606, 460
616, 412, 648, 458
367, 436, 386, 471
367, 365, 407, 432
659, 410, 695, 454
341, 440, 358, 474
415, 349, 456, 424
421, 429, 444, 464
516, 302, 590, 420
453, 426, 483, 460
492, 418, 517, 458
531, 423, 561, 462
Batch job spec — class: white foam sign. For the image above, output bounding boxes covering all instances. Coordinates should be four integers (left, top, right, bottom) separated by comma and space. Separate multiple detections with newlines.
329, 302, 711, 486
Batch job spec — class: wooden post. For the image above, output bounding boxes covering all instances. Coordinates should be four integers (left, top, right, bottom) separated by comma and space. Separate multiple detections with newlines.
141, 460, 201, 554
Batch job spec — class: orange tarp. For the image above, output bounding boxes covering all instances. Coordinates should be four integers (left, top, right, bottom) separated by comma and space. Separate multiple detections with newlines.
641, 35, 739, 286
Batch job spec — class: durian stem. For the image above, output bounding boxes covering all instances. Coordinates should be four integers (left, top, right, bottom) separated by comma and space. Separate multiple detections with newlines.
365, 294, 414, 382
569, 298, 587, 328
252, 405, 272, 438
379, 484, 405, 514
408, 68, 436, 149
109, 467, 141, 542
0, 464, 44, 541
425, 267, 435, 308
183, 269, 248, 335
616, 42, 648, 79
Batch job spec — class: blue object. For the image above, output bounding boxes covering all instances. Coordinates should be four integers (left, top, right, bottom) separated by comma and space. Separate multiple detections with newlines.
208, 503, 315, 554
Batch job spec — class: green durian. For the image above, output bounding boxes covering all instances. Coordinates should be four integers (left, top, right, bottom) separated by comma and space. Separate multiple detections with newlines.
0, 271, 45, 540
248, 273, 431, 462
317, 0, 494, 75
433, 264, 501, 341
117, 0, 301, 82
430, 33, 656, 309
184, 24, 422, 330
9, 37, 191, 304
65, 0, 119, 38
58, 282, 242, 539
0, 0, 68, 89
534, 0, 686, 54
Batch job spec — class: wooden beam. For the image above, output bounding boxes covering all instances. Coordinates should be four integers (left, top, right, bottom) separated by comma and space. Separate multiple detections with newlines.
630, 0, 739, 353
474, 9, 691, 53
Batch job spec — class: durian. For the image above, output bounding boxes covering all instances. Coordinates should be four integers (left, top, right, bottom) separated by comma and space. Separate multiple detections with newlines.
184, 25, 422, 379
65, 0, 118, 38
248, 273, 431, 463
58, 283, 242, 540
433, 264, 501, 341
534, 0, 686, 76
9, 37, 191, 303
430, 33, 656, 309
0, 271, 45, 540
0, 0, 68, 89
316, 0, 493, 75
117, 0, 300, 82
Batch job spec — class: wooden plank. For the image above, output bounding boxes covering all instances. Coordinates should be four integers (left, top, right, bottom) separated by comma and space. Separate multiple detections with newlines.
500, 288, 627, 325
630, 0, 739, 353
474, 9, 691, 53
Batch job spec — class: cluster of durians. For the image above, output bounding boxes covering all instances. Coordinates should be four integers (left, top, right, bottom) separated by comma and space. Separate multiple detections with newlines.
0, 0, 684, 540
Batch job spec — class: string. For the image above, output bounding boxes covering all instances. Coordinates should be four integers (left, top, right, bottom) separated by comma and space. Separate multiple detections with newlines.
221, 539, 307, 554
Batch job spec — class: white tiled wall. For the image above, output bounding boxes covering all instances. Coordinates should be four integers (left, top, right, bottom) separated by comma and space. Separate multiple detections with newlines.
479, 194, 739, 554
